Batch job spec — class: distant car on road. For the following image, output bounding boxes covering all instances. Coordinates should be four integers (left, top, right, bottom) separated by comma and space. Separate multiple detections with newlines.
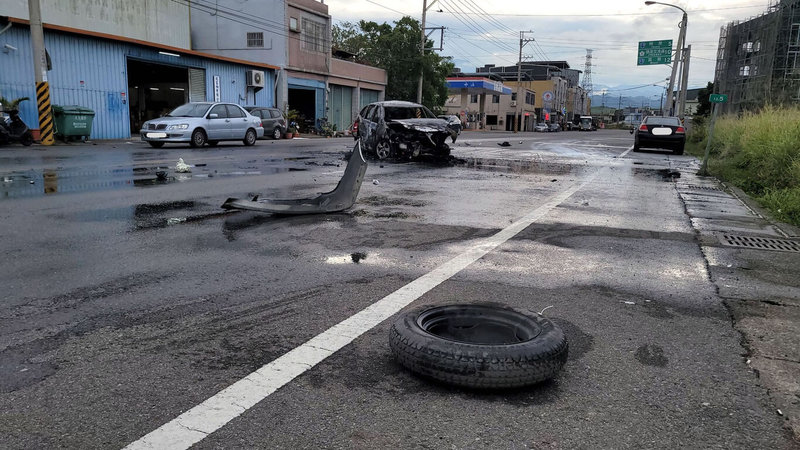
534, 123, 548, 132
141, 102, 264, 148
437, 114, 462, 135
244, 106, 286, 139
579, 115, 596, 131
632, 116, 685, 154
548, 123, 561, 132
354, 101, 457, 160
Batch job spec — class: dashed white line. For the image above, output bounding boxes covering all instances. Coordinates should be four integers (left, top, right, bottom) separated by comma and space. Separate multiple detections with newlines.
123, 171, 600, 450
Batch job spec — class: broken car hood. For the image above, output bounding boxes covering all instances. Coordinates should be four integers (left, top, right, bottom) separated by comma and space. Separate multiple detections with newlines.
390, 119, 452, 133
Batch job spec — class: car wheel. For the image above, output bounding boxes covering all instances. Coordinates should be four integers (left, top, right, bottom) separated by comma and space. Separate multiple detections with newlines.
272, 127, 282, 140
207, 141, 219, 147
20, 131, 33, 146
375, 139, 391, 160
243, 129, 257, 146
390, 304, 568, 389
190, 129, 206, 148
148, 141, 165, 148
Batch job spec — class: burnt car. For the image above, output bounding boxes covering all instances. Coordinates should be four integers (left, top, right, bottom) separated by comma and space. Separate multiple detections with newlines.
354, 101, 457, 160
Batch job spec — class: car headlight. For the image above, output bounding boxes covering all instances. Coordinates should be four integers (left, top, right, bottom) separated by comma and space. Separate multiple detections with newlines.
142, 122, 149, 129
167, 124, 189, 130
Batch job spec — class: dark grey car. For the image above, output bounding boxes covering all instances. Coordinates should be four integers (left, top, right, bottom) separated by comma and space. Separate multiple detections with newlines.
244, 106, 287, 140
354, 101, 457, 160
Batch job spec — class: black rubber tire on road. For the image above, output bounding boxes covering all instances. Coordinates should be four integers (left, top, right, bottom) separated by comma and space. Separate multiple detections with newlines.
390, 304, 568, 389
674, 144, 684, 155
207, 140, 219, 147
20, 131, 33, 146
243, 128, 257, 146
190, 129, 206, 148
272, 127, 282, 140
148, 141, 165, 148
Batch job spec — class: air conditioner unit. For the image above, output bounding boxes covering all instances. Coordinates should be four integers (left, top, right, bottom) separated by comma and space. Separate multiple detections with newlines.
246, 70, 265, 88
510, 101, 517, 107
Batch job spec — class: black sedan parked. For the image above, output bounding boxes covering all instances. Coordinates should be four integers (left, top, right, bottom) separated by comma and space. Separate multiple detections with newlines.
632, 116, 686, 154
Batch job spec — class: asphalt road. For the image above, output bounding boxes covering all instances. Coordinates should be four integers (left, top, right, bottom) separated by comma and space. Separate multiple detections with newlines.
0, 130, 794, 448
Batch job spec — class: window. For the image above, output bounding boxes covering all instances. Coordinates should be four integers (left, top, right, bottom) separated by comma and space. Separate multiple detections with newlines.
492, 95, 500, 103
791, 24, 800, 48
742, 41, 753, 53
247, 32, 264, 48
511, 93, 517, 101
289, 17, 299, 32
302, 18, 326, 53
526, 92, 534, 105
470, 94, 478, 103
486, 115, 498, 125
739, 65, 751, 76
270, 110, 283, 119
208, 104, 228, 118
226, 105, 245, 118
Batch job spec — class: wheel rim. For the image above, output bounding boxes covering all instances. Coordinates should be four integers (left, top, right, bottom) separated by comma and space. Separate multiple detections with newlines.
246, 130, 256, 145
193, 130, 205, 146
273, 128, 281, 139
417, 305, 542, 345
375, 141, 390, 159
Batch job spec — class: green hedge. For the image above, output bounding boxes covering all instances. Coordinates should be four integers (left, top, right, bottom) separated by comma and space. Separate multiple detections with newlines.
687, 106, 800, 226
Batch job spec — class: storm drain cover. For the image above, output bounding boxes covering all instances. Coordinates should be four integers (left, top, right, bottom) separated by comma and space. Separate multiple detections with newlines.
684, 184, 722, 191
721, 234, 800, 253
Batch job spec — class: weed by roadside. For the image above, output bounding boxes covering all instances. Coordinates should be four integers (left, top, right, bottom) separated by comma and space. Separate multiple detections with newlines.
686, 106, 800, 227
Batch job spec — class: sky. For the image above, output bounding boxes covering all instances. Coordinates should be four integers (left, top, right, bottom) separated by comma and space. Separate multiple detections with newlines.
325, 0, 774, 97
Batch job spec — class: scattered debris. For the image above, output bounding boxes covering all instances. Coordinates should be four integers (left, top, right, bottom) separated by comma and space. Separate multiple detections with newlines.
29, 180, 35, 184
537, 305, 554, 316
746, 359, 751, 364
372, 179, 380, 185
175, 158, 191, 173
3, 176, 11, 183
519, 141, 523, 144
156, 171, 168, 180
702, 402, 711, 407
351, 252, 367, 263
777, 409, 783, 416
498, 141, 511, 147
582, 201, 589, 206
622, 301, 636, 305
464, 142, 471, 146
551, 179, 558, 182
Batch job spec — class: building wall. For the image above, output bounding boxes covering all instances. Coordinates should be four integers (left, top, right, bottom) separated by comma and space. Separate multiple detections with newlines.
287, 0, 329, 74
0, 26, 274, 139
2, 0, 191, 49
190, 0, 287, 67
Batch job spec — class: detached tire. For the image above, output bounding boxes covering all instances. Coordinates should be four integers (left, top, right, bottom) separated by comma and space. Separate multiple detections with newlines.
390, 304, 568, 389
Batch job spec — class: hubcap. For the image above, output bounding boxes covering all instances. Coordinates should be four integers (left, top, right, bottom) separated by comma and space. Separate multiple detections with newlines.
376, 142, 390, 159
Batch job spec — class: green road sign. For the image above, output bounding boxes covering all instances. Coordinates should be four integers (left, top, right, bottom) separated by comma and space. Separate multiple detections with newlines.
637, 40, 673, 66
709, 94, 728, 103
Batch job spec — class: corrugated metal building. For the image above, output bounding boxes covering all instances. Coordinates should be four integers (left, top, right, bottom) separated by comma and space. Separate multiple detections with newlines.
0, 22, 277, 139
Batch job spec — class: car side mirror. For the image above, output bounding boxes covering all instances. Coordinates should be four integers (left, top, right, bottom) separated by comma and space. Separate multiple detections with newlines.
209, 113, 219, 119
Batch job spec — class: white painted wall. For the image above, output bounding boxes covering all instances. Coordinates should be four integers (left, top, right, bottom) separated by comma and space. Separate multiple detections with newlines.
1, 0, 191, 49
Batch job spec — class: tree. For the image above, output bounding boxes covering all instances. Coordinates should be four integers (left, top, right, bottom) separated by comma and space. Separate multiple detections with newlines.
695, 82, 714, 117
332, 18, 454, 111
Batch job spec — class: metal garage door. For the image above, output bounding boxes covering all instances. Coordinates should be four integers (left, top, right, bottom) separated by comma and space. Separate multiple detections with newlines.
329, 84, 353, 133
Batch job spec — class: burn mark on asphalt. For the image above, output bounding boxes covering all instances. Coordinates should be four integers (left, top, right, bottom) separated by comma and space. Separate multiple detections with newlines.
516, 223, 697, 247
632, 167, 681, 182
359, 195, 427, 207
635, 344, 669, 367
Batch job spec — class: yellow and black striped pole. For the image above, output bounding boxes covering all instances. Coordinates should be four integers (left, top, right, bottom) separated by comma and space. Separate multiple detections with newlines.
35, 81, 54, 146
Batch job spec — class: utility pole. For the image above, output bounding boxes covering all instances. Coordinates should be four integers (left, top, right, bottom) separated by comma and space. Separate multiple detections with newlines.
28, 0, 54, 145
417, 0, 438, 104
514, 31, 534, 133
677, 44, 691, 121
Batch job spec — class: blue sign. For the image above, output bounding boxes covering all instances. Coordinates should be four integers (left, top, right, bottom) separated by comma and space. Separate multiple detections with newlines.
446, 79, 512, 95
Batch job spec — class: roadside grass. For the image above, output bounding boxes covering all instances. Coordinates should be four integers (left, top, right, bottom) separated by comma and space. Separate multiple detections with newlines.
686, 106, 800, 227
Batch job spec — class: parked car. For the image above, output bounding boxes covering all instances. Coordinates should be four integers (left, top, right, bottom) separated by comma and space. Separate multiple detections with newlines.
354, 101, 458, 160
579, 115, 596, 131
548, 123, 561, 132
534, 123, 548, 132
141, 102, 264, 148
437, 114, 462, 135
244, 106, 286, 139
631, 115, 685, 154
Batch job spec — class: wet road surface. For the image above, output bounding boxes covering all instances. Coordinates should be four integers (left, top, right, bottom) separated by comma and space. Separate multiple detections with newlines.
0, 130, 793, 448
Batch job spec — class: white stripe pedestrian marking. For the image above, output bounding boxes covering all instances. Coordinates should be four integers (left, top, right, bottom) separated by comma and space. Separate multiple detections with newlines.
124, 171, 600, 450
617, 147, 633, 158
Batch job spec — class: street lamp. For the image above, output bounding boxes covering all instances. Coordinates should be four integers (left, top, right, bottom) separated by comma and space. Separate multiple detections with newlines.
645, 1, 688, 118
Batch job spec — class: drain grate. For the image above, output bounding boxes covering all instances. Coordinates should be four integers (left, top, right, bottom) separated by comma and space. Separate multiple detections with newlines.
721, 234, 800, 253
684, 184, 722, 191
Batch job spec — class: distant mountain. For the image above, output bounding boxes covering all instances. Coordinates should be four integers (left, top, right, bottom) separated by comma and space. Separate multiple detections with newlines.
589, 84, 669, 109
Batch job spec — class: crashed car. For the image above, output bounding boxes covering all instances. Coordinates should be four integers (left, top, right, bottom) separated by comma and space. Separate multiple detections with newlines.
354, 101, 457, 160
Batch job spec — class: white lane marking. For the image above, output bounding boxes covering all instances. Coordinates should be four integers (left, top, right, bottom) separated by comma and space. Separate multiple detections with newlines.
123, 172, 600, 450
617, 147, 633, 158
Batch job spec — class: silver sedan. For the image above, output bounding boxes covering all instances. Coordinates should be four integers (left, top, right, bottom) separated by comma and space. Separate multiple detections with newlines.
141, 102, 264, 148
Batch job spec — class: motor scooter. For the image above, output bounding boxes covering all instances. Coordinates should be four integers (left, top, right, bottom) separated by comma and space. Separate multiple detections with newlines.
0, 108, 34, 146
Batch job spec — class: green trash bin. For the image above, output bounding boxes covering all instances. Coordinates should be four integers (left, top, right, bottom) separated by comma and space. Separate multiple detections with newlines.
52, 105, 95, 141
